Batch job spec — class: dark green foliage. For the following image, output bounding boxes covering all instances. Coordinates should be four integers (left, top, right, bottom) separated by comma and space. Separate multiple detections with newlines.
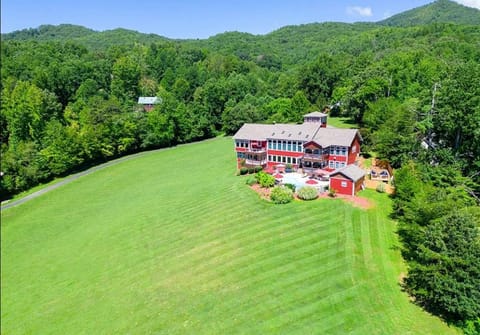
270, 186, 294, 204
239, 167, 248, 175
254, 166, 263, 173
297, 186, 319, 200
405, 210, 480, 322
394, 162, 480, 326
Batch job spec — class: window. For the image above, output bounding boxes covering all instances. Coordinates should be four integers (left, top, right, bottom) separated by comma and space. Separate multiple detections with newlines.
287, 157, 291, 164
341, 147, 347, 156
335, 161, 341, 168
298, 143, 303, 152
237, 152, 245, 158
282, 156, 286, 163
329, 161, 335, 169
282, 141, 287, 151
341, 162, 346, 168
292, 158, 296, 164
287, 141, 292, 151
330, 146, 335, 154
268, 141, 272, 149
341, 181, 347, 188
268, 155, 272, 161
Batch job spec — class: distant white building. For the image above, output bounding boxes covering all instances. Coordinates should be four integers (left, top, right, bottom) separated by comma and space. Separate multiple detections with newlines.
138, 97, 162, 111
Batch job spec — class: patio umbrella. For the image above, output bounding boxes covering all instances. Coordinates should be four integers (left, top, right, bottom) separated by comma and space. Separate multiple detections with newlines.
306, 179, 318, 185
273, 173, 283, 179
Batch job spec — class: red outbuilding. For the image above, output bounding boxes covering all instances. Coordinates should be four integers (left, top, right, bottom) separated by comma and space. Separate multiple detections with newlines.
329, 165, 366, 196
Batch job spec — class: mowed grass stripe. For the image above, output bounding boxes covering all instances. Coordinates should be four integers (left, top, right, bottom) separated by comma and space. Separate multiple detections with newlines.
1, 138, 459, 334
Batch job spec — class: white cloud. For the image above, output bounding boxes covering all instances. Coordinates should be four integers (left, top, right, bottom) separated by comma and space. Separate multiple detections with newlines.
346, 6, 373, 17
453, 0, 480, 9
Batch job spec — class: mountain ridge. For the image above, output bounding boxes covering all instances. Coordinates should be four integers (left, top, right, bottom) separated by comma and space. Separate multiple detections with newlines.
378, 0, 480, 26
1, 0, 479, 49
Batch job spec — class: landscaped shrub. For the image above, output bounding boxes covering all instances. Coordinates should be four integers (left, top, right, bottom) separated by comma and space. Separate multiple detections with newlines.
376, 182, 386, 193
297, 186, 318, 200
270, 186, 293, 204
284, 183, 296, 192
255, 171, 275, 188
328, 188, 337, 197
240, 167, 248, 175
248, 167, 255, 174
254, 166, 263, 173
245, 176, 256, 186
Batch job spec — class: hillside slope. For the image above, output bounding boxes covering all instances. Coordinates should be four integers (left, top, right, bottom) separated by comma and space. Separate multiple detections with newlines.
378, 0, 480, 26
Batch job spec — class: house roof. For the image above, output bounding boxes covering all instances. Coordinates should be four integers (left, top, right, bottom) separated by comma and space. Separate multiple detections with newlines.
268, 123, 322, 141
233, 113, 362, 147
233, 124, 275, 140
304, 111, 327, 118
311, 128, 359, 147
330, 164, 365, 182
138, 96, 161, 105
233, 123, 323, 141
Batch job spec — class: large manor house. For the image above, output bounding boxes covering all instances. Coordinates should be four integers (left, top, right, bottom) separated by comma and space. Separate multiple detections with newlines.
233, 112, 361, 171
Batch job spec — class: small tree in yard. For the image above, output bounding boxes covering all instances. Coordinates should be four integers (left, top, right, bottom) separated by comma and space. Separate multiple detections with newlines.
270, 186, 293, 204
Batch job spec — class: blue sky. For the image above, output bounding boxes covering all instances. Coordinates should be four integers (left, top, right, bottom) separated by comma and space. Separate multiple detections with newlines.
2, 0, 479, 39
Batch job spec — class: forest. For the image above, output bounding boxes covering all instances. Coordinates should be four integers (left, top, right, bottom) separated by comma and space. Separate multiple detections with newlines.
1, 0, 479, 332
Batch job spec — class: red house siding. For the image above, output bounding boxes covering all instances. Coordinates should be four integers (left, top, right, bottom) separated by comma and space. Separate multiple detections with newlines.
330, 175, 354, 196
348, 137, 361, 164
328, 155, 347, 163
329, 173, 365, 196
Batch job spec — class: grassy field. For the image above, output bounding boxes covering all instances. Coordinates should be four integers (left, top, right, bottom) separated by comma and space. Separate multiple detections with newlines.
327, 116, 358, 129
1, 137, 458, 334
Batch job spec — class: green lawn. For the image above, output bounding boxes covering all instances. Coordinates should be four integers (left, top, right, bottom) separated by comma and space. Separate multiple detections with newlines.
327, 116, 358, 129
1, 137, 458, 334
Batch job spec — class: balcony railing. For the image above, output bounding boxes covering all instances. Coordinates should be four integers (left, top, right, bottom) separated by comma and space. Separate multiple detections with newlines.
246, 159, 267, 166
247, 148, 266, 153
303, 154, 328, 161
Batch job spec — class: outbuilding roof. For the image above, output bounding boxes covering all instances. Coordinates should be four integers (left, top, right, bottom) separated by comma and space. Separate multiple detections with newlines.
330, 164, 365, 182
138, 97, 162, 105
